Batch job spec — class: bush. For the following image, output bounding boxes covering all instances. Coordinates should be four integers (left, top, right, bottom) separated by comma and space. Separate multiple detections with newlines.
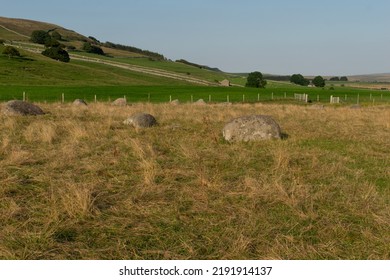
31, 30, 51, 44
290, 74, 310, 86
82, 42, 105, 55
246, 71, 267, 88
2, 46, 21, 58
313, 76, 326, 88
42, 47, 70, 62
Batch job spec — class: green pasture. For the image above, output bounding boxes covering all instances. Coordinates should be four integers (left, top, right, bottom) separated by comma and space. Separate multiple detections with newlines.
1, 84, 389, 105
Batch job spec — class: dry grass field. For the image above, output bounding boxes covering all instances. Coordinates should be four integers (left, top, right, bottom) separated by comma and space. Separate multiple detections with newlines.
0, 102, 389, 260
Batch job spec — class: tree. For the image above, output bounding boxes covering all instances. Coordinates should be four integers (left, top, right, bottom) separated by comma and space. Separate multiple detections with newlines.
290, 74, 310, 86
31, 30, 51, 44
246, 71, 267, 88
2, 46, 21, 58
51, 31, 62, 41
340, 76, 348, 81
313, 76, 326, 87
329, 77, 340, 81
82, 42, 105, 55
42, 47, 70, 62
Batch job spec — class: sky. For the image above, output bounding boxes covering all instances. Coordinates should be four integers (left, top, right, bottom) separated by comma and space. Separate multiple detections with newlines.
2, 0, 390, 75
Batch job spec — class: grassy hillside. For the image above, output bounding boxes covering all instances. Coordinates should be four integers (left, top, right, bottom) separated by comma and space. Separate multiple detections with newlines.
0, 103, 389, 259
0, 16, 233, 86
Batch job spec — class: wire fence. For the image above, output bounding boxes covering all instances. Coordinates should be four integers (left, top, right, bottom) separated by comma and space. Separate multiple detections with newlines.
1, 90, 389, 105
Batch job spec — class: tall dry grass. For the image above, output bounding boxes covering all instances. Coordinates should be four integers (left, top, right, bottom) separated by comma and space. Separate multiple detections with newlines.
0, 102, 389, 259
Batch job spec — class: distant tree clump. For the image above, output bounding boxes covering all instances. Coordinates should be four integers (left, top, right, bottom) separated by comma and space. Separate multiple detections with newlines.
31, 30, 51, 44
330, 76, 348, 82
103, 41, 165, 60
313, 75, 326, 87
2, 46, 21, 58
42, 47, 70, 62
51, 31, 62, 41
82, 42, 105, 55
246, 71, 267, 88
290, 74, 310, 86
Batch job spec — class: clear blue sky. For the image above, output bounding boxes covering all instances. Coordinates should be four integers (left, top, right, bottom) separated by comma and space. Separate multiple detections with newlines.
3, 0, 390, 75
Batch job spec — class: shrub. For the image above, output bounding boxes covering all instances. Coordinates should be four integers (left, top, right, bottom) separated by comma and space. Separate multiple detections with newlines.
42, 47, 70, 62
82, 42, 105, 55
2, 46, 21, 58
31, 30, 51, 44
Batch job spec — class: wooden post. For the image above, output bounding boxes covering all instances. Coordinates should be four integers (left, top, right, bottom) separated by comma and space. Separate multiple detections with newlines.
191, 95, 193, 103
242, 94, 245, 102
272, 92, 274, 100
61, 93, 64, 104
257, 93, 260, 101
94, 95, 97, 103
23, 91, 26, 102
169, 95, 172, 102
148, 93, 151, 103
227, 95, 230, 103
317, 95, 319, 102
357, 94, 360, 105
284, 92, 287, 99
330, 95, 333, 103
209, 95, 211, 102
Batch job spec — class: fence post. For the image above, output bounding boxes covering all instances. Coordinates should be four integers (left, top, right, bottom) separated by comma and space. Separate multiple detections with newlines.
330, 95, 333, 103
209, 95, 211, 103
61, 93, 65, 104
191, 95, 193, 103
357, 94, 360, 105
284, 92, 287, 99
94, 95, 97, 103
227, 95, 230, 103
169, 95, 172, 102
242, 94, 245, 102
23, 91, 26, 102
272, 92, 274, 100
317, 95, 319, 102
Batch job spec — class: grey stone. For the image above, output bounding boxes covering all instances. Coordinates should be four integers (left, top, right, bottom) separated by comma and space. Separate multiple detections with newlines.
112, 98, 127, 106
123, 113, 157, 128
2, 100, 45, 116
170, 99, 180, 105
73, 99, 88, 106
194, 99, 207, 105
223, 115, 281, 142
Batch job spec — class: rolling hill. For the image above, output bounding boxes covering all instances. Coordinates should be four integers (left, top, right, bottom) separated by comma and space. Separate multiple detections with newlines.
0, 16, 235, 87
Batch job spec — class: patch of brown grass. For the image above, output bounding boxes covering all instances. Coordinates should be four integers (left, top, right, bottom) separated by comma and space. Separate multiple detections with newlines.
0, 102, 389, 259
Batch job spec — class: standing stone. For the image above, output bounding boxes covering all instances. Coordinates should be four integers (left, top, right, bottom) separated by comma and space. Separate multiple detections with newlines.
123, 113, 157, 128
73, 99, 88, 106
194, 99, 207, 105
112, 98, 127, 106
223, 115, 281, 142
2, 100, 45, 116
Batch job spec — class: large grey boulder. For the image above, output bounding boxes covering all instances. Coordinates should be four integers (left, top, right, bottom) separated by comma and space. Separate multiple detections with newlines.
223, 115, 281, 142
2, 100, 45, 116
123, 113, 157, 128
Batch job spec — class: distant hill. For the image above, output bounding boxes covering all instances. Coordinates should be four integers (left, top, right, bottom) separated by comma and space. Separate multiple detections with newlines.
347, 73, 390, 83
0, 16, 235, 87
